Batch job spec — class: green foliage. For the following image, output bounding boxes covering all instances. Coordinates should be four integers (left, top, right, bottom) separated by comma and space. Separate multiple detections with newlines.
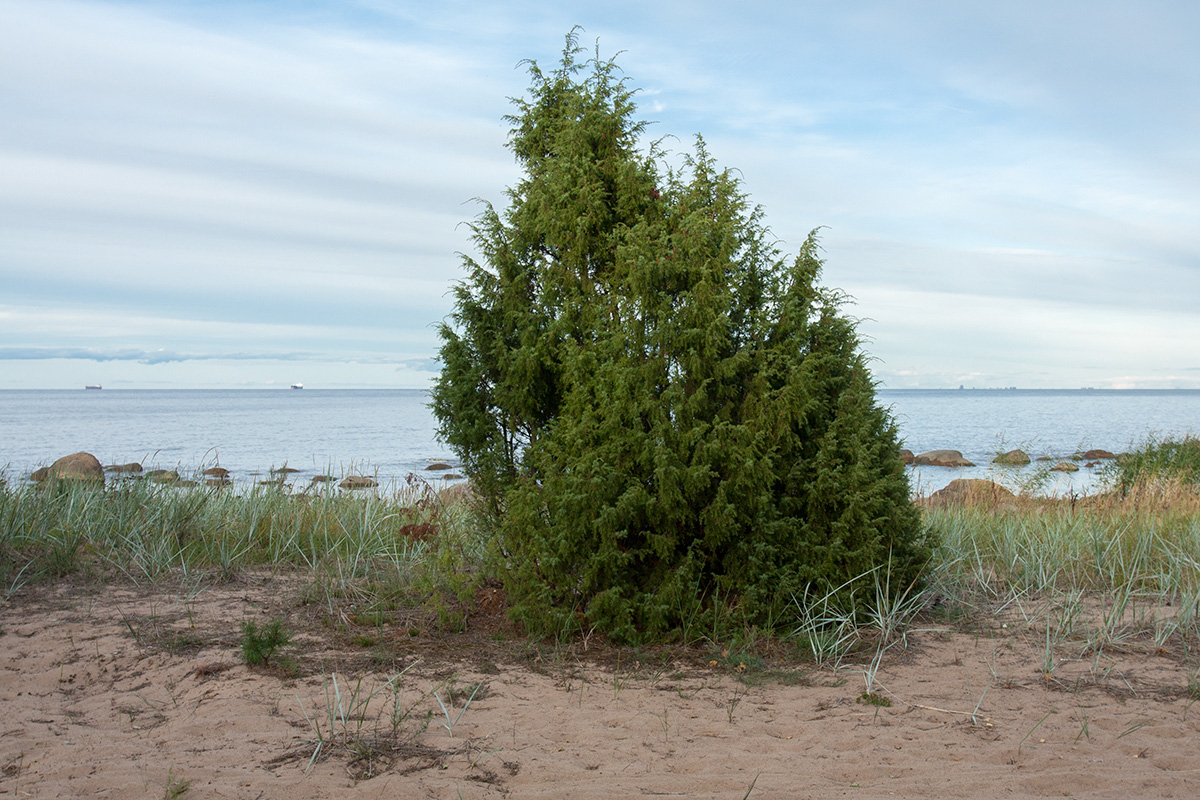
240, 618, 292, 667
432, 31, 927, 643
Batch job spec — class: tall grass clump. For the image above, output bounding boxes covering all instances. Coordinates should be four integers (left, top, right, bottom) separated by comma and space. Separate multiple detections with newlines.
1104, 434, 1200, 497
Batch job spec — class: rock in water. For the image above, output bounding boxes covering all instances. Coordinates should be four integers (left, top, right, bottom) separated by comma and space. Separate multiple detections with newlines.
992, 449, 1031, 466
145, 469, 180, 484
105, 462, 143, 474
1083, 449, 1117, 460
1051, 461, 1080, 472
914, 449, 975, 467
899, 449, 915, 465
339, 475, 378, 490
49, 452, 105, 484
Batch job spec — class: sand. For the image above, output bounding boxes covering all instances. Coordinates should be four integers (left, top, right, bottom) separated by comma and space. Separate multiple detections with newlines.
3, 573, 1199, 799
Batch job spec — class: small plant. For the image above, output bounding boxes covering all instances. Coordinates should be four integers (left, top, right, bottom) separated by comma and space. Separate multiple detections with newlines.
791, 581, 860, 669
856, 691, 892, 707
162, 768, 191, 799
295, 664, 427, 773
433, 678, 484, 736
240, 618, 292, 667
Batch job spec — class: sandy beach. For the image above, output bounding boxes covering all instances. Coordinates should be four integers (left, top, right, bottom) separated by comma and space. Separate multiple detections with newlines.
3, 571, 1199, 799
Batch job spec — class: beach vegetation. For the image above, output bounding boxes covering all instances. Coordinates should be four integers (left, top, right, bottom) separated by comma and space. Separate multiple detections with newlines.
1104, 434, 1200, 496
431, 30, 926, 643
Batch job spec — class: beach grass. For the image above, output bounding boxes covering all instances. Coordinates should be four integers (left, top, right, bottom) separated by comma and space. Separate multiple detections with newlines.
0, 474, 448, 593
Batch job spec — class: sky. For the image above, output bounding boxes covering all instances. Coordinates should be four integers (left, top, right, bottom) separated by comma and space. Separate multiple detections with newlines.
2, 0, 1199, 390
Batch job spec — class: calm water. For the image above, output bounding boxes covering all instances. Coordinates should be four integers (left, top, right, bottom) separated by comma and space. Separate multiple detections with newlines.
1, 388, 1197, 495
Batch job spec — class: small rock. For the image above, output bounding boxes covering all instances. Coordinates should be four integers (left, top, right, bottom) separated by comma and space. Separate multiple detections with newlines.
146, 469, 180, 484
105, 462, 143, 474
425, 463, 453, 471
310, 474, 334, 483
899, 449, 915, 465
271, 466, 300, 475
1051, 461, 1079, 473
203, 467, 230, 478
1083, 449, 1117, 460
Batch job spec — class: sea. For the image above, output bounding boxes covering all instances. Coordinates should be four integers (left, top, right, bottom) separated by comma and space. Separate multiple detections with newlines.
1, 388, 1197, 496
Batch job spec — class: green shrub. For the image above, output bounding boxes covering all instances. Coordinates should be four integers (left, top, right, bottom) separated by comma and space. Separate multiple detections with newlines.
239, 618, 292, 667
432, 31, 927, 643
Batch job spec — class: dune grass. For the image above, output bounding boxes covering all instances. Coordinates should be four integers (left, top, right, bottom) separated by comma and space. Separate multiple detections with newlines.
0, 475, 446, 593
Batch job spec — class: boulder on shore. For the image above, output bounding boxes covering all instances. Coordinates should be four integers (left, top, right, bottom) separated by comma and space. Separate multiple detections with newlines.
992, 449, 1031, 466
927, 478, 1015, 506
47, 452, 105, 485
439, 480, 475, 507
914, 449, 975, 468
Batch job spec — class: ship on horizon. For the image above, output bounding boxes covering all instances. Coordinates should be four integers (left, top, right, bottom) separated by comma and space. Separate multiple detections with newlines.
85, 384, 102, 390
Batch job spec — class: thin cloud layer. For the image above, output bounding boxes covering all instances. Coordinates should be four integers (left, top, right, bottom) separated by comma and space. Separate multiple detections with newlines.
1, 0, 1197, 388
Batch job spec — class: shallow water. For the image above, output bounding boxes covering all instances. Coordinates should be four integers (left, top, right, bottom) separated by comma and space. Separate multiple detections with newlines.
880, 388, 1200, 495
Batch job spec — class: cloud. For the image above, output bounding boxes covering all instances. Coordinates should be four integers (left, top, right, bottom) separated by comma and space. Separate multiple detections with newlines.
1, 1, 1198, 389
0, 346, 435, 366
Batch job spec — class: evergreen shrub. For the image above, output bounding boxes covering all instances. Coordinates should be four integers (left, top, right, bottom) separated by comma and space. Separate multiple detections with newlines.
433, 32, 928, 642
